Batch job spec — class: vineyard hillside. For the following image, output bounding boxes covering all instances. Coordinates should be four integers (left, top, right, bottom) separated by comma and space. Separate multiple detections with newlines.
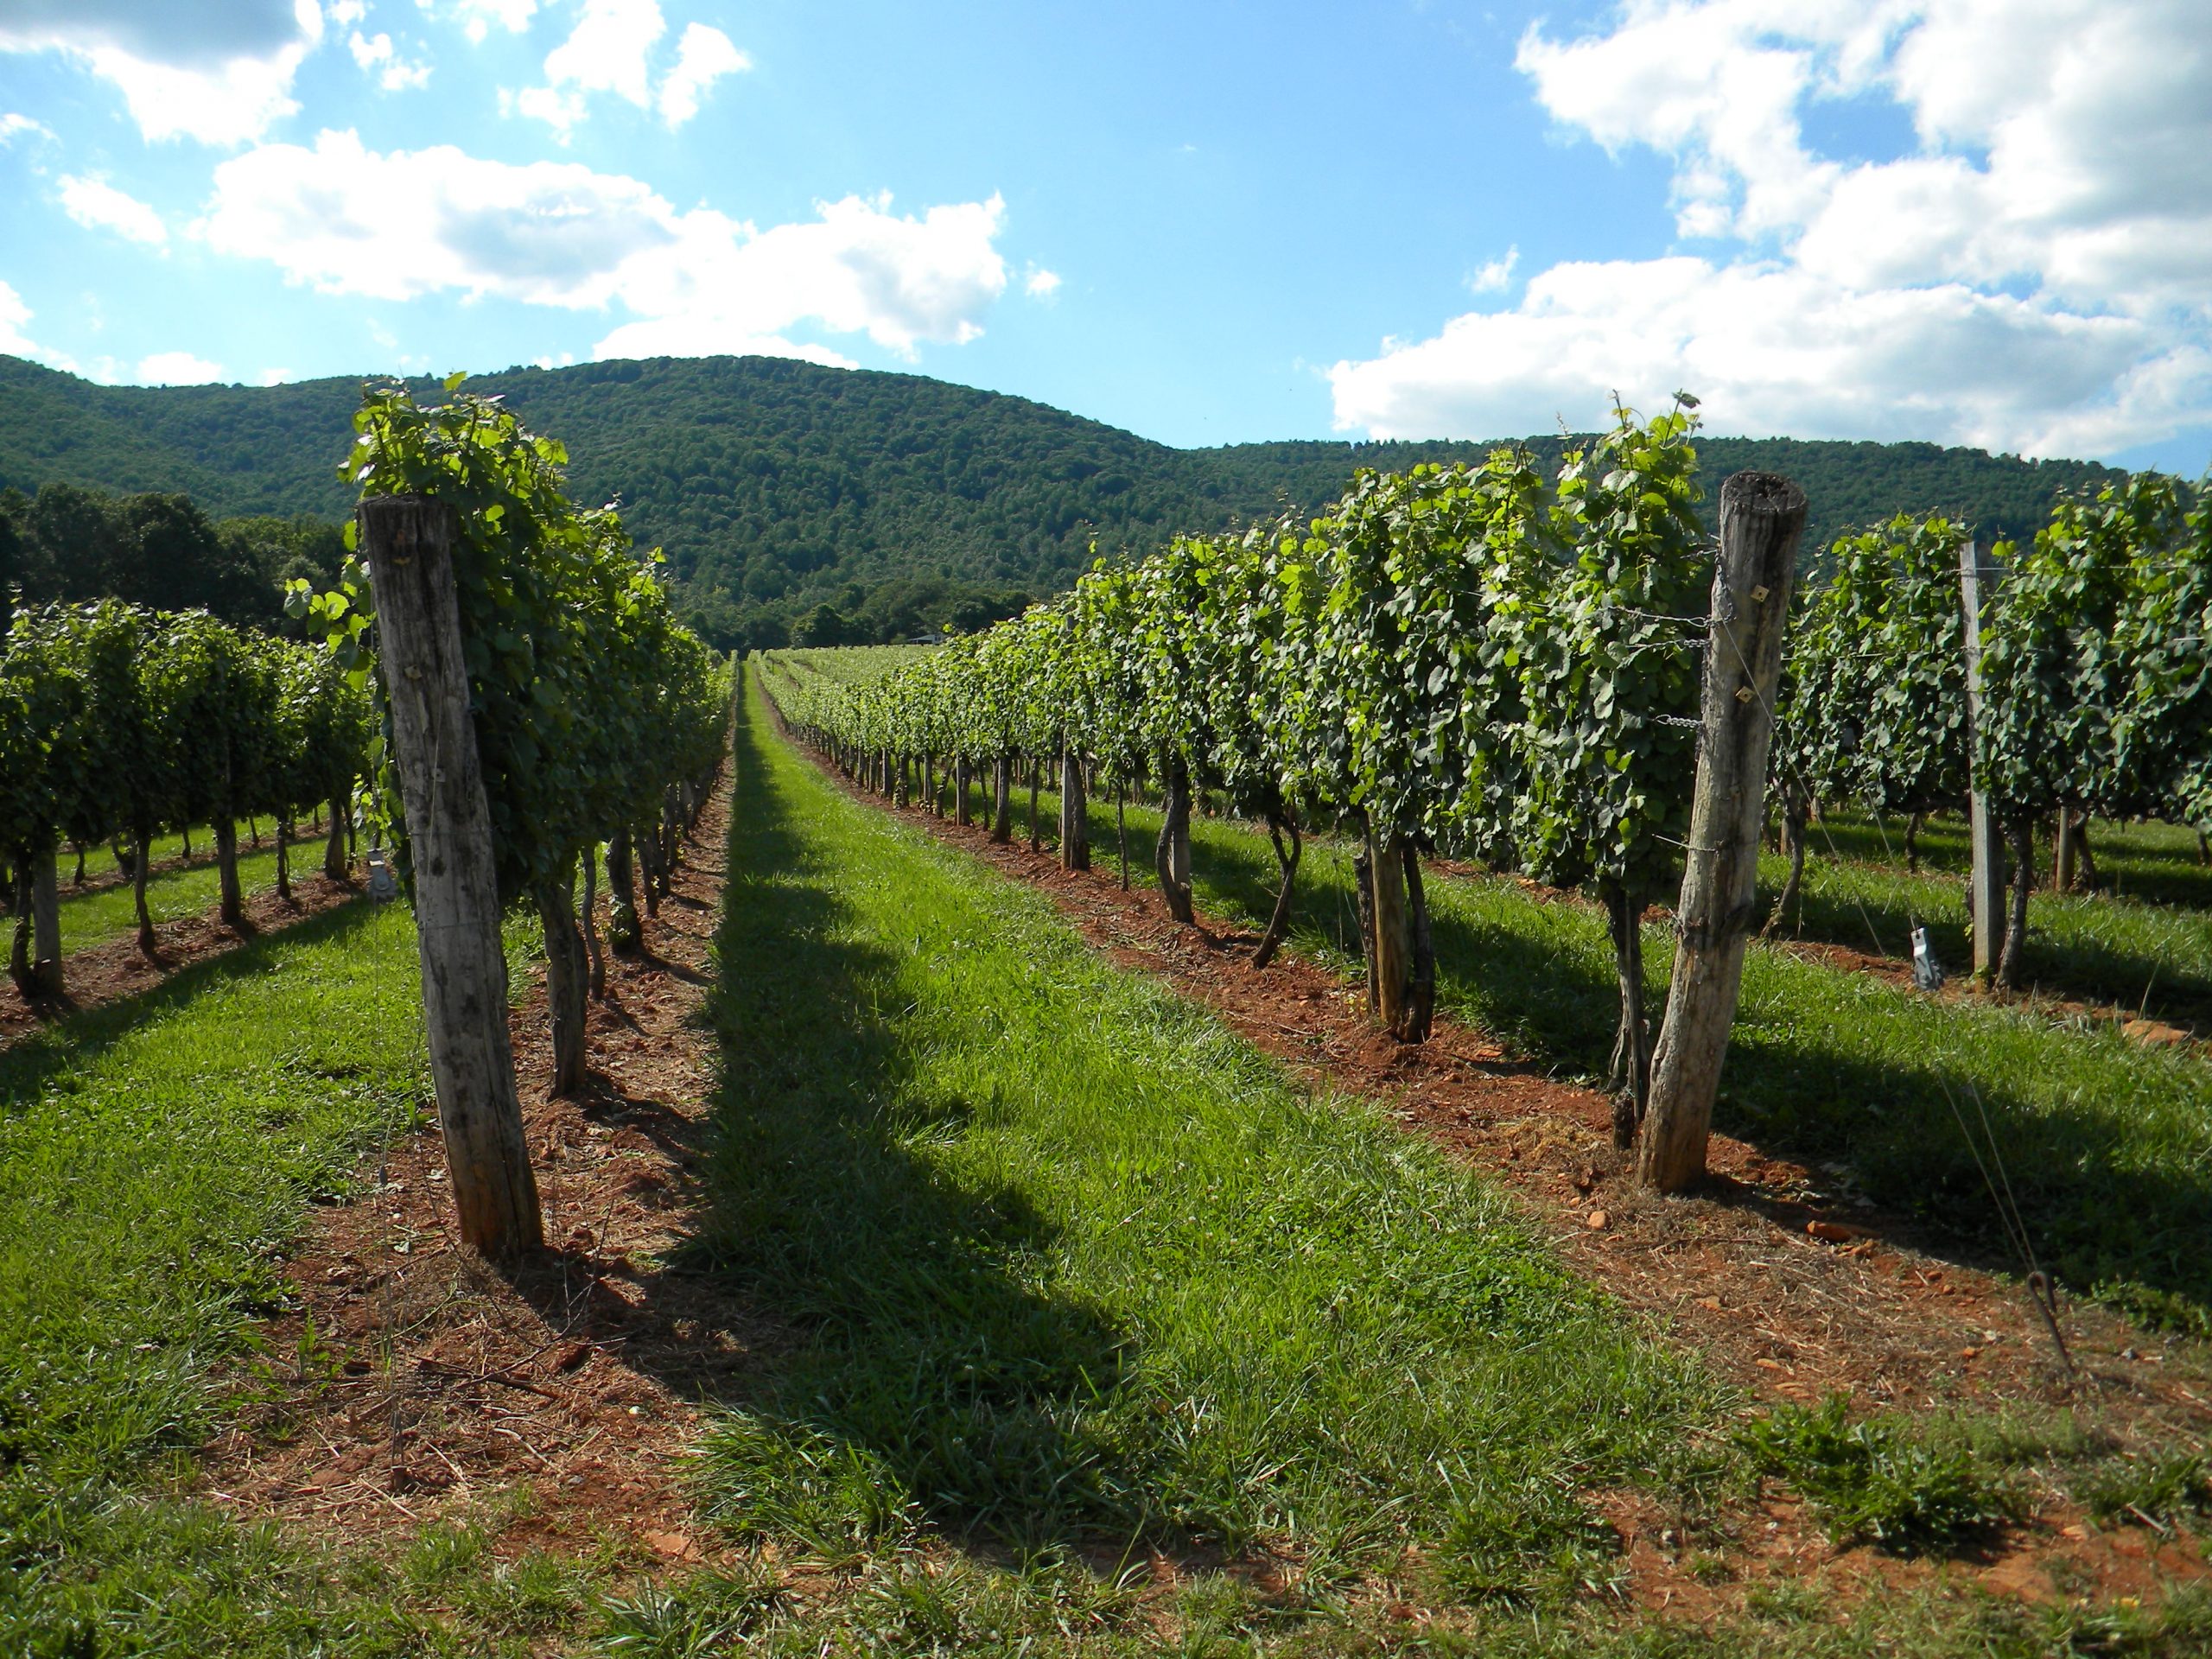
0, 352, 2126, 647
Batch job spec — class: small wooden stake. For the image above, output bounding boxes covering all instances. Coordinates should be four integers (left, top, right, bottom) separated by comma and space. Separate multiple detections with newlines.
1959, 539, 2006, 984
358, 495, 543, 1257
1640, 471, 1806, 1193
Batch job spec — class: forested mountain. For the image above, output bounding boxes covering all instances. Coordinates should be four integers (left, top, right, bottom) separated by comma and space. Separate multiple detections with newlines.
0, 352, 2128, 650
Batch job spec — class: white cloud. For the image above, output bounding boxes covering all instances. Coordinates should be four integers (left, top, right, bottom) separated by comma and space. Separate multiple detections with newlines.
1330, 257, 2163, 456
0, 0, 323, 145
517, 1, 748, 136
0, 112, 56, 145
57, 175, 168, 245
656, 22, 747, 127
137, 350, 226, 385
329, 1, 367, 25
1468, 248, 1518, 293
521, 0, 661, 133
1335, 0, 2212, 458
198, 132, 1014, 362
258, 366, 295, 385
1024, 266, 1062, 298
422, 0, 543, 43
349, 30, 432, 91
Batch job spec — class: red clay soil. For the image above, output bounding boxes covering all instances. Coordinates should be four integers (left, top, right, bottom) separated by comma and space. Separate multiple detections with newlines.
198, 772, 766, 1571
802, 753, 2212, 1607
0, 872, 361, 1049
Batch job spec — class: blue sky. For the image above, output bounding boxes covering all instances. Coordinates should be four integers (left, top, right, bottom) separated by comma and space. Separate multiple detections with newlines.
2, 1, 2207, 475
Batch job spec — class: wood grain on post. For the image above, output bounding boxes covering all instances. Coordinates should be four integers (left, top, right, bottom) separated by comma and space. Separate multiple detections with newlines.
1639, 471, 1807, 1193
1958, 540, 2006, 982
29, 850, 61, 998
357, 496, 544, 1257
1366, 823, 1414, 1038
1060, 748, 1090, 870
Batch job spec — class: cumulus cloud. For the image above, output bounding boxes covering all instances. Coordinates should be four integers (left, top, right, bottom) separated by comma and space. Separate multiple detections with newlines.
196, 131, 1014, 362
57, 175, 168, 245
516, 0, 747, 135
0, 112, 56, 145
657, 22, 747, 127
349, 30, 432, 91
137, 350, 226, 385
1334, 0, 2212, 457
1024, 266, 1062, 298
0, 0, 323, 145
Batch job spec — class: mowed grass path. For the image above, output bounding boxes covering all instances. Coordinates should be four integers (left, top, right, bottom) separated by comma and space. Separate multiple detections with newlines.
702, 690, 1719, 1593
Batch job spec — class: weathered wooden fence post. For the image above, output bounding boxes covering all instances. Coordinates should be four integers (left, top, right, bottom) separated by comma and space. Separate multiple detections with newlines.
1060, 747, 1090, 870
358, 495, 543, 1257
1639, 471, 1806, 1193
29, 850, 61, 998
1958, 539, 2007, 984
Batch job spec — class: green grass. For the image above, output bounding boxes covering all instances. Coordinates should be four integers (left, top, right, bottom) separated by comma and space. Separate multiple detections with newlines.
1763, 811, 2212, 1032
703, 684, 1725, 1595
37, 816, 340, 957
962, 777, 2212, 1338
0, 898, 434, 1649
694, 705, 2212, 1656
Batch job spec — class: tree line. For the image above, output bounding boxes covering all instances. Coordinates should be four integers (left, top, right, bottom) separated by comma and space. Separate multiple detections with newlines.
0, 480, 346, 635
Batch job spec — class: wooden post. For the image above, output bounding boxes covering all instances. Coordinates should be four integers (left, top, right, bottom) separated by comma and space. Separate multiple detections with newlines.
326, 790, 350, 879
1640, 471, 1806, 1193
955, 757, 973, 826
1365, 821, 1415, 1038
1959, 539, 2006, 984
1060, 747, 1090, 870
1157, 755, 1194, 924
29, 849, 61, 998
214, 817, 245, 928
991, 756, 1012, 842
357, 496, 543, 1257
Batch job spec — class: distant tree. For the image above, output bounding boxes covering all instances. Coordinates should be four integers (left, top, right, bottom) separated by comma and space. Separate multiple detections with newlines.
795, 601, 857, 646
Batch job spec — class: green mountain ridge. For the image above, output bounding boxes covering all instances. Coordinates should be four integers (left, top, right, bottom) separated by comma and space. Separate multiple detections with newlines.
0, 352, 2126, 649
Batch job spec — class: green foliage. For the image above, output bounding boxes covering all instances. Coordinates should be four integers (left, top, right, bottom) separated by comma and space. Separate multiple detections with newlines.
0, 600, 365, 873
0, 480, 290, 626
1780, 514, 1971, 817
1742, 1396, 2012, 1553
762, 401, 1708, 918
321, 378, 730, 902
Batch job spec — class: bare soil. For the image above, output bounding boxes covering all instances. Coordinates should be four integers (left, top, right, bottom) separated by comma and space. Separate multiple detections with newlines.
198, 774, 766, 1571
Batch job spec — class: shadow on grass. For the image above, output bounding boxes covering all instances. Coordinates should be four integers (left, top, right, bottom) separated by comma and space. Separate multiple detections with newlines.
593, 693, 1147, 1558
1131, 800, 2212, 1335
1772, 868, 2212, 1035
0, 899, 379, 1107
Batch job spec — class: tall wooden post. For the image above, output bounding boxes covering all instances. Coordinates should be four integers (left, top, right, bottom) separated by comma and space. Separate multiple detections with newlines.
1640, 471, 1806, 1193
357, 496, 543, 1258
1060, 747, 1090, 870
1959, 539, 2006, 984
29, 850, 61, 998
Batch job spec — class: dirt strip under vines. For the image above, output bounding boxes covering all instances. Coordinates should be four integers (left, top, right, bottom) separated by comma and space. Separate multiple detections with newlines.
199, 768, 765, 1573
